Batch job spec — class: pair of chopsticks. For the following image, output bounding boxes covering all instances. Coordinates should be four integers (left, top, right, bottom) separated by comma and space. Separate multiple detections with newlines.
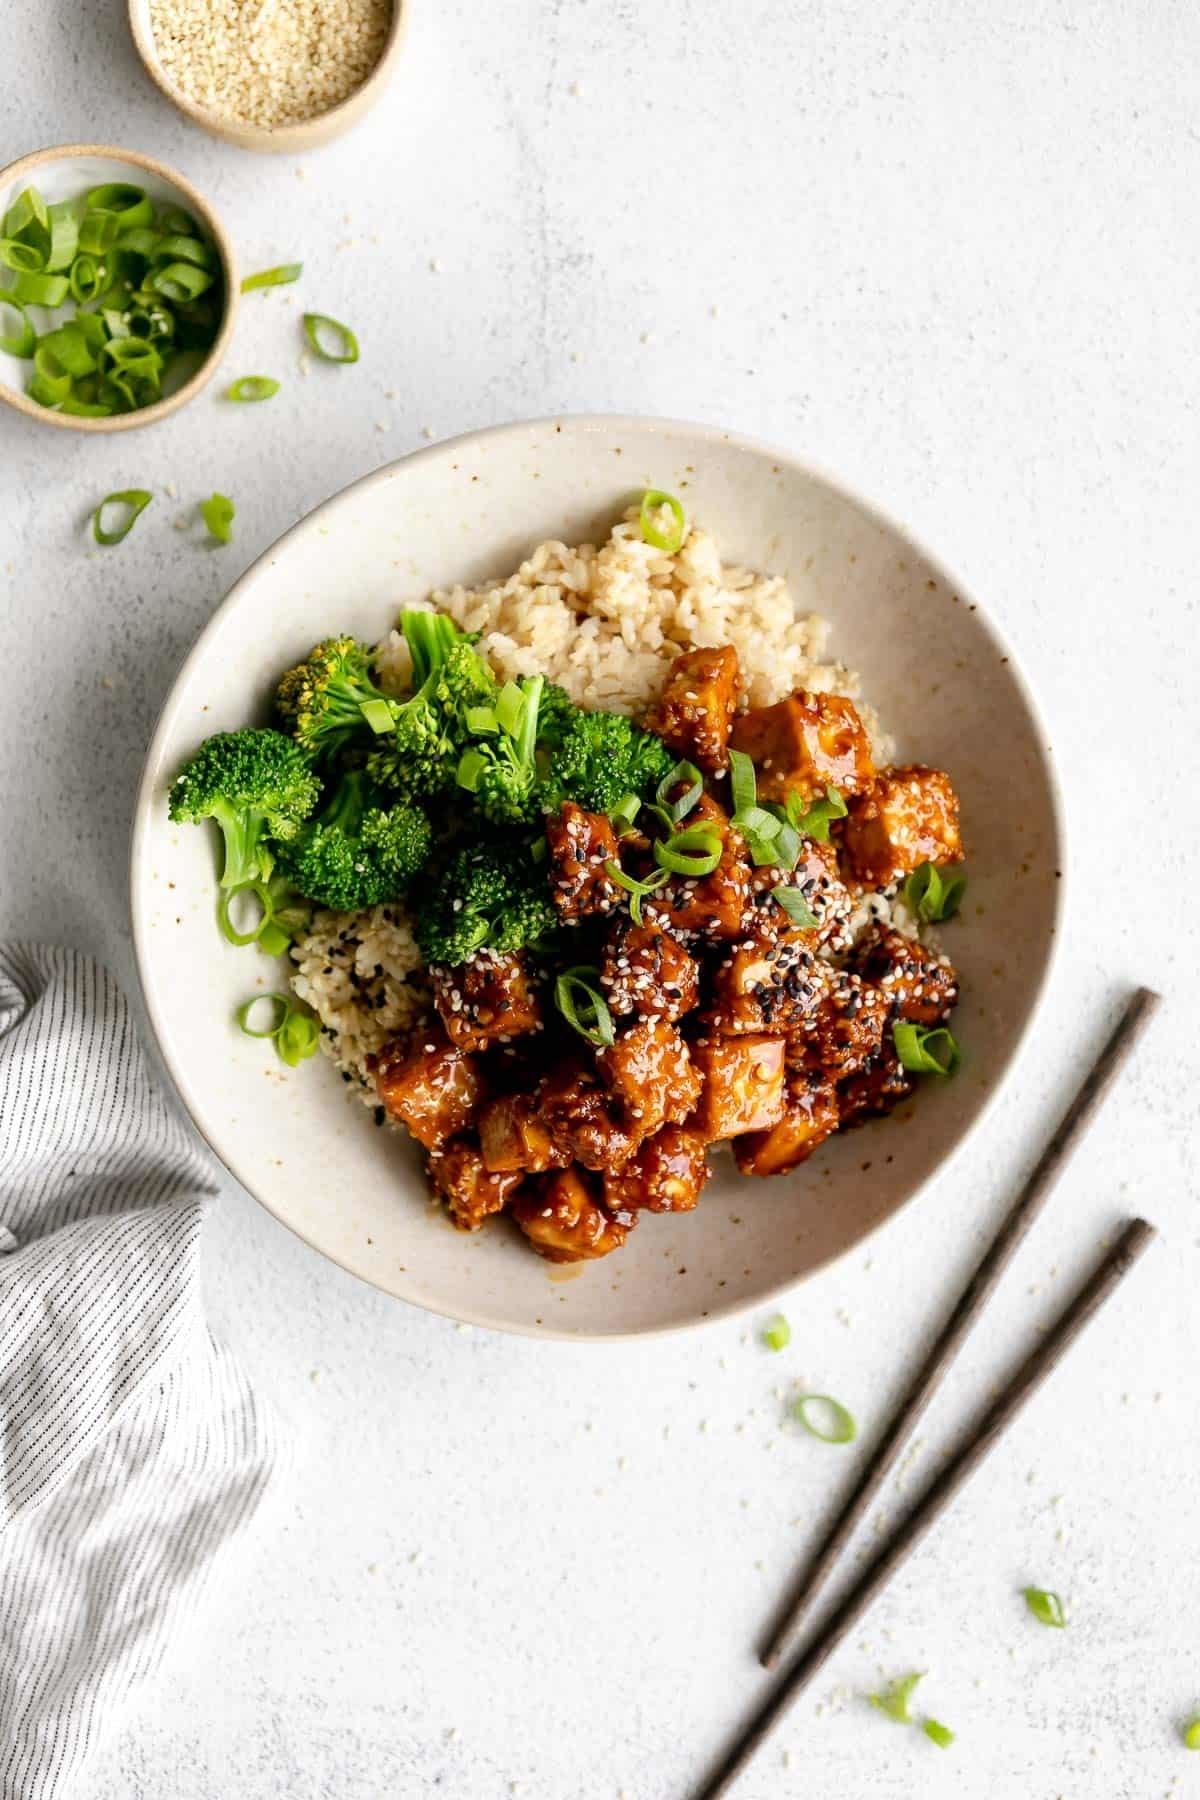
695, 987, 1161, 1799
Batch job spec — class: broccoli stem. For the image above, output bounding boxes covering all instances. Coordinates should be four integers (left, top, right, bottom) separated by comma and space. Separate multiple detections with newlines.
211, 798, 271, 890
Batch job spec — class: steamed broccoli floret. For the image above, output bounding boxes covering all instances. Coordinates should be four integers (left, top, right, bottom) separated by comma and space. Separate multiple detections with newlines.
168, 728, 320, 890
456, 674, 548, 827
276, 636, 397, 762
275, 770, 431, 912
541, 709, 675, 815
366, 620, 496, 801
533, 680, 577, 747
414, 839, 556, 966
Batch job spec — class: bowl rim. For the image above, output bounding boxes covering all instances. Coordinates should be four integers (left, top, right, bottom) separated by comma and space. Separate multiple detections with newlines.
130, 411, 1067, 1340
127, 0, 408, 153
0, 142, 239, 435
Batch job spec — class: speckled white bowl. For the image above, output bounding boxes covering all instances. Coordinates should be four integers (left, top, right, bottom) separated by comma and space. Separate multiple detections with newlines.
131, 416, 1064, 1338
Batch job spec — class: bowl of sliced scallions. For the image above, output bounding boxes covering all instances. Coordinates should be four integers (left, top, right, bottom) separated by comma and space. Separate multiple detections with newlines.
0, 143, 237, 433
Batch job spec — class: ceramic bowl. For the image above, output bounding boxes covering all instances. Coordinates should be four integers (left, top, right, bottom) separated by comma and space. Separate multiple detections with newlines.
0, 144, 237, 435
131, 415, 1064, 1338
128, 0, 408, 154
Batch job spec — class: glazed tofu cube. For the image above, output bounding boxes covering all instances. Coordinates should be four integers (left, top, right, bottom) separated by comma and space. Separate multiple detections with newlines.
854, 928, 959, 1027
644, 644, 740, 773
372, 1033, 487, 1152
603, 1124, 711, 1214
790, 971, 889, 1080
739, 840, 854, 952
546, 802, 623, 919
707, 932, 830, 1036
512, 1167, 634, 1262
478, 1093, 570, 1173
597, 1019, 701, 1137
430, 951, 542, 1052
690, 1034, 787, 1139
841, 765, 963, 889
599, 921, 700, 1022
838, 1049, 915, 1128
537, 1061, 642, 1171
642, 795, 752, 943
428, 1138, 524, 1231
730, 691, 875, 806
733, 1074, 840, 1177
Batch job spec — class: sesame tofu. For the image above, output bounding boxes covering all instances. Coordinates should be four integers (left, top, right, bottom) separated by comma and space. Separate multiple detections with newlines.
838, 1048, 915, 1128
372, 1032, 487, 1152
789, 970, 889, 1080
512, 1167, 634, 1262
599, 921, 700, 1022
603, 1124, 711, 1214
706, 932, 830, 1036
644, 644, 740, 773
854, 928, 959, 1027
690, 1034, 787, 1140
733, 1073, 841, 1177
841, 765, 963, 889
477, 1092, 571, 1174
641, 794, 752, 943
430, 950, 542, 1052
738, 839, 853, 950
427, 1138, 524, 1230
537, 1060, 643, 1170
597, 1019, 701, 1137
730, 691, 875, 806
545, 801, 623, 919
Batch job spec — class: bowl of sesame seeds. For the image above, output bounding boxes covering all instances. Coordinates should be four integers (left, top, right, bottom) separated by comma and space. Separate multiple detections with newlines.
128, 0, 406, 154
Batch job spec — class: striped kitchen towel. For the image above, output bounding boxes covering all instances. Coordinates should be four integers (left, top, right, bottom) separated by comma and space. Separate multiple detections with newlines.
0, 944, 278, 1800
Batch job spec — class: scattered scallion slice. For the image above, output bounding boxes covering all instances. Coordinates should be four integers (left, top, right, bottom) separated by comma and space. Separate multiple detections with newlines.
609, 793, 642, 835
465, 704, 499, 735
92, 489, 152, 546
494, 680, 526, 737
219, 883, 275, 947
235, 992, 290, 1036
236, 991, 320, 1067
793, 1392, 857, 1445
1021, 1586, 1066, 1628
903, 860, 967, 923
200, 491, 236, 545
554, 966, 615, 1047
655, 759, 704, 822
729, 747, 757, 816
0, 296, 36, 358
303, 311, 359, 363
654, 825, 723, 877
893, 1022, 961, 1076
789, 784, 848, 843
869, 1672, 924, 1723
456, 746, 487, 792
226, 375, 280, 402
762, 1314, 791, 1352
772, 885, 818, 929
922, 1719, 955, 1749
1182, 1719, 1200, 1751
242, 262, 303, 291
605, 860, 669, 926
638, 488, 686, 554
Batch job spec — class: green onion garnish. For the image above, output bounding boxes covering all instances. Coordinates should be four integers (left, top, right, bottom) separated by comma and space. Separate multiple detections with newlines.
869, 1672, 923, 1723
494, 680, 526, 737
772, 885, 818, 929
3, 187, 48, 242
0, 296, 36, 357
762, 1314, 791, 1352
554, 966, 615, 1047
903, 861, 967, 923
303, 312, 359, 364
86, 183, 155, 229
241, 262, 303, 292
893, 1022, 961, 1076
789, 784, 848, 843
639, 489, 686, 554
1021, 1586, 1066, 1628
729, 747, 757, 816
235, 992, 290, 1036
655, 759, 704, 823
0, 238, 46, 274
10, 269, 70, 307
654, 825, 723, 877
201, 492, 235, 545
609, 793, 642, 835
922, 1719, 955, 1749
456, 746, 487, 792
793, 1393, 857, 1445
1182, 1719, 1200, 1750
604, 861, 669, 927
226, 376, 280, 403
219, 883, 276, 948
148, 261, 213, 304
92, 490, 152, 546
236, 992, 320, 1067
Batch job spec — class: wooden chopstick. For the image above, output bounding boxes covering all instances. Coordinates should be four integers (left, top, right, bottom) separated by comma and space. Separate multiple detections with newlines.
760, 985, 1161, 1671
694, 1215, 1157, 1800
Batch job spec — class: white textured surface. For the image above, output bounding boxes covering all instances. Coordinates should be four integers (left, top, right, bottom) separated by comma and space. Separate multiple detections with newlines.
0, 2, 1196, 1796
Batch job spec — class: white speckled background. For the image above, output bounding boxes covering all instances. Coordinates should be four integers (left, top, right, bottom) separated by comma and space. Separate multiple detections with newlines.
1, 3, 1197, 1797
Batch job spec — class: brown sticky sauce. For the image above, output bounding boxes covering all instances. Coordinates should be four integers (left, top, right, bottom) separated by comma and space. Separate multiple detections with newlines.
546, 1262, 585, 1284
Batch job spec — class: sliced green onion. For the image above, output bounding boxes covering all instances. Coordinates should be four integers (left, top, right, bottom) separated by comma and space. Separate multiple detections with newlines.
869, 1672, 923, 1723
609, 793, 642, 835
359, 696, 394, 734
148, 261, 213, 303
45, 204, 80, 271
219, 884, 275, 947
92, 490, 152, 546
922, 1719, 954, 1749
1182, 1719, 1200, 1751
530, 834, 549, 866
655, 759, 704, 822
152, 233, 215, 269
605, 860, 669, 926
639, 488, 686, 554
68, 253, 105, 303
226, 375, 279, 402
465, 704, 499, 735
159, 204, 200, 236
235, 992, 290, 1035
38, 324, 97, 378
773, 885, 818, 929
903, 861, 967, 924
72, 311, 108, 350
456, 746, 487, 792
1021, 1586, 1066, 1628
495, 680, 526, 738
0, 296, 36, 358
242, 262, 303, 291
303, 311, 359, 363
762, 1314, 791, 1352
235, 991, 320, 1066
10, 269, 70, 307
3, 186, 48, 242
85, 184, 154, 226
789, 784, 848, 843
0, 238, 46, 273
78, 211, 121, 256
200, 491, 235, 544
30, 346, 73, 404
735, 803, 784, 865
893, 1022, 961, 1076
654, 826, 722, 877
793, 1392, 857, 1445
729, 747, 757, 816
554, 966, 615, 1047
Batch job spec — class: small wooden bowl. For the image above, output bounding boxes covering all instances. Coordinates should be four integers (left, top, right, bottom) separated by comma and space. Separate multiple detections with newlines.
127, 0, 408, 154
0, 143, 238, 436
